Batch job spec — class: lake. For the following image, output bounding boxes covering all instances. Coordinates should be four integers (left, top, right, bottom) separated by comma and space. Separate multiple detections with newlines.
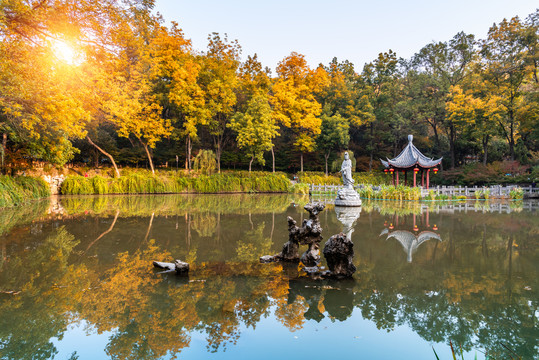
0, 194, 537, 360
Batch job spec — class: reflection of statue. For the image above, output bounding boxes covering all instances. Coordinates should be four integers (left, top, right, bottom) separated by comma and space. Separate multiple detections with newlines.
335, 152, 361, 207
340, 152, 354, 188
335, 206, 361, 241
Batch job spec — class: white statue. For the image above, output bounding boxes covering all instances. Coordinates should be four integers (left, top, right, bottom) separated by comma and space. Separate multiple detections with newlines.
335, 151, 361, 207
340, 152, 354, 189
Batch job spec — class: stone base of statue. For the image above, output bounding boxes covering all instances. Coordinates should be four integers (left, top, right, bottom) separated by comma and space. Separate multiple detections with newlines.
335, 186, 362, 207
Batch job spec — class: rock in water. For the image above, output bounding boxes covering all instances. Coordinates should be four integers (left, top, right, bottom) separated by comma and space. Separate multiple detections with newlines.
323, 233, 356, 278
174, 260, 189, 275
260, 203, 325, 264
297, 203, 325, 267
153, 261, 175, 271
153, 260, 189, 275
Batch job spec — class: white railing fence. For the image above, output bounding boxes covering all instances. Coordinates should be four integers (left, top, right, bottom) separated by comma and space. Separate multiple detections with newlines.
308, 184, 539, 198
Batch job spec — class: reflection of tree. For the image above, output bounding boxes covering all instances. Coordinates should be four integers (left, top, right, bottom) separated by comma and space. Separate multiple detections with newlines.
0, 227, 89, 360
0, 199, 49, 238
191, 212, 217, 238
59, 194, 309, 218
235, 222, 272, 262
79, 243, 294, 358
352, 230, 538, 358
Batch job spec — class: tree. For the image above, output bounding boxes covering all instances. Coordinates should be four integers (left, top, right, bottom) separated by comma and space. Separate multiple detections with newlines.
102, 5, 173, 175
200, 33, 241, 173
411, 32, 476, 168
480, 17, 528, 161
228, 94, 278, 172
271, 52, 327, 172
361, 50, 401, 170
317, 111, 350, 175
152, 23, 207, 172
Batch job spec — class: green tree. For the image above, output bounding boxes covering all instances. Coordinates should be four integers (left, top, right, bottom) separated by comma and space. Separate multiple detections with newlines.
228, 94, 278, 172
317, 111, 350, 175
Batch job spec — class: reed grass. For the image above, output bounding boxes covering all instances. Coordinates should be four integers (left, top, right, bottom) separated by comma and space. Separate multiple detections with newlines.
60, 171, 291, 195
0, 176, 50, 208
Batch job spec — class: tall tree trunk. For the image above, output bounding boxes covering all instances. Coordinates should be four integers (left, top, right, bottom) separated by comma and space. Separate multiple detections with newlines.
300, 152, 303, 173
249, 155, 253, 173
509, 108, 515, 160
482, 134, 490, 165
449, 124, 456, 169
271, 146, 275, 173
325, 152, 329, 176
86, 136, 120, 178
427, 118, 441, 150
186, 136, 192, 172
369, 122, 374, 171
1, 133, 7, 172
139, 138, 155, 175
213, 135, 223, 174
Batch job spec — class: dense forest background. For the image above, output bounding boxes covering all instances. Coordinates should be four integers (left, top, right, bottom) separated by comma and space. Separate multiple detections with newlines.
1, 1, 538, 178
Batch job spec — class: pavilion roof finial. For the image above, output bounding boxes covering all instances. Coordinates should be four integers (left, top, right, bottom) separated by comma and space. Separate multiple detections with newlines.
408, 134, 413, 143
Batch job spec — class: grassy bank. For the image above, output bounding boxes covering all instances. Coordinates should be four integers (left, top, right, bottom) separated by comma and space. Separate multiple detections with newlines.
0, 176, 50, 208
60, 171, 294, 195
298, 171, 389, 186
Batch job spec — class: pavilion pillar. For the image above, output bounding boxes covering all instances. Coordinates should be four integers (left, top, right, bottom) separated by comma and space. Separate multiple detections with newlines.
413, 170, 417, 187
396, 170, 399, 186
427, 169, 430, 189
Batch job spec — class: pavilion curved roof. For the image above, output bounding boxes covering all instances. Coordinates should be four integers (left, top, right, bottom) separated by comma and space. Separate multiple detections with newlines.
381, 135, 442, 169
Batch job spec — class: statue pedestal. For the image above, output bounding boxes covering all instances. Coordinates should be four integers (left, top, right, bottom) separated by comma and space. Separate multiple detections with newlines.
335, 187, 362, 207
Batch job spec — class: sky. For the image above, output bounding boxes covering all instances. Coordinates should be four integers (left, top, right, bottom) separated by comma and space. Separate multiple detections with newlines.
154, 0, 538, 72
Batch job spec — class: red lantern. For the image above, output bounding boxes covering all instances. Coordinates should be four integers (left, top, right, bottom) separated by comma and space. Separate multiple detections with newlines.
389, 223, 394, 230
433, 168, 439, 174
433, 224, 438, 231
414, 167, 419, 173
413, 225, 419, 232
389, 168, 394, 174
384, 169, 388, 174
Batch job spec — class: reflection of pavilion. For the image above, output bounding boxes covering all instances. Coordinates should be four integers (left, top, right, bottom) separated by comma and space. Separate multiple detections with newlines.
381, 213, 442, 263
380, 228, 442, 263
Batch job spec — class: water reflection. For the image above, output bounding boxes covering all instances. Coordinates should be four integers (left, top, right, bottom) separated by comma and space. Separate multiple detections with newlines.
334, 206, 361, 240
380, 212, 442, 263
0, 196, 537, 359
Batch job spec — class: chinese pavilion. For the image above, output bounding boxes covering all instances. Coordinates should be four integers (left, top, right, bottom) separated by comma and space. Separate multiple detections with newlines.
381, 135, 442, 188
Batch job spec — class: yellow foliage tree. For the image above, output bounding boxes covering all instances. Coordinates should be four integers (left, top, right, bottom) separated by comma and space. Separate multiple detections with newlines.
271, 52, 328, 172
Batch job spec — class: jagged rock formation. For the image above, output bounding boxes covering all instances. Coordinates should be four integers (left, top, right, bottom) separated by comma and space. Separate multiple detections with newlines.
260, 202, 325, 265
323, 233, 356, 278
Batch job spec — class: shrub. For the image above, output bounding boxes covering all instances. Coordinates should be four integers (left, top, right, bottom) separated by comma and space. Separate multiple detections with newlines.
193, 149, 217, 175
289, 183, 310, 195
509, 186, 524, 200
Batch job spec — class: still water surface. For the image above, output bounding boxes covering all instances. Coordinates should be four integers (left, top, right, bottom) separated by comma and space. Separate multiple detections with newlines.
0, 194, 537, 359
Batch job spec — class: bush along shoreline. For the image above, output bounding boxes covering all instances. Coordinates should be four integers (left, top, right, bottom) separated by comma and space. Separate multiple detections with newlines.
60, 171, 294, 195
0, 176, 51, 208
